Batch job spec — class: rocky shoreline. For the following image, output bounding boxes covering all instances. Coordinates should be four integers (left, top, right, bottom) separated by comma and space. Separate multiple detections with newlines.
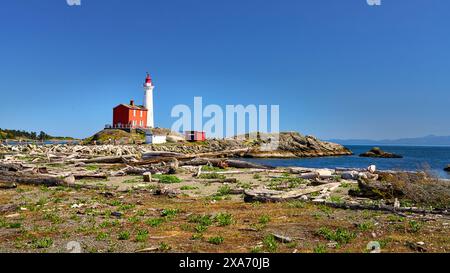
0, 132, 352, 159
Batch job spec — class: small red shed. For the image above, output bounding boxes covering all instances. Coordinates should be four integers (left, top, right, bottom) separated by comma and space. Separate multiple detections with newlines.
184, 131, 206, 142
113, 100, 148, 129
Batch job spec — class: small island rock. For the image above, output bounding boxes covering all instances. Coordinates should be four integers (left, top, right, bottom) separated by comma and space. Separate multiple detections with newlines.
360, 147, 403, 159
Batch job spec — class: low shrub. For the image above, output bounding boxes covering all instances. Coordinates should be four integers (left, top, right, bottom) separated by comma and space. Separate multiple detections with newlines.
316, 227, 356, 245
208, 236, 225, 245
153, 174, 182, 184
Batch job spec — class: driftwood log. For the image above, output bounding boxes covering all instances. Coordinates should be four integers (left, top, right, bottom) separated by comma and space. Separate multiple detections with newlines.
131, 157, 179, 166
142, 151, 184, 159
271, 233, 293, 243
132, 156, 273, 170
0, 182, 17, 189
184, 148, 251, 159
0, 170, 75, 187
182, 158, 273, 169
132, 148, 252, 166
0, 204, 19, 214
73, 173, 108, 180
0, 163, 24, 172
191, 169, 286, 175
69, 155, 137, 164
315, 200, 450, 216
110, 165, 149, 176
244, 183, 341, 203
69, 183, 117, 191
299, 172, 320, 180
0, 170, 114, 191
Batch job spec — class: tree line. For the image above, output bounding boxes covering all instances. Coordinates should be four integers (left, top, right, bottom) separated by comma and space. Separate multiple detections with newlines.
0, 128, 57, 141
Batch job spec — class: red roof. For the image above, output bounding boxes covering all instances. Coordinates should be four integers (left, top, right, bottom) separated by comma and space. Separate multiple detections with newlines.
114, 104, 148, 111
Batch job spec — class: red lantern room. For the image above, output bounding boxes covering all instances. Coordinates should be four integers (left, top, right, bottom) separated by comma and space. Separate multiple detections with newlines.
144, 72, 152, 87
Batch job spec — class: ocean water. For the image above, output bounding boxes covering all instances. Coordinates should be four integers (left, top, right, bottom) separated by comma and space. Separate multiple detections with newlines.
242, 145, 450, 179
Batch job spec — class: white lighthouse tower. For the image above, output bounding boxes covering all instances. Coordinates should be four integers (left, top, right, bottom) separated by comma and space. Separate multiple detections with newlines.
143, 72, 154, 128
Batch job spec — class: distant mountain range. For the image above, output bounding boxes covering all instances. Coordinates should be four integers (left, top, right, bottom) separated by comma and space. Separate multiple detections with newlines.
328, 135, 450, 146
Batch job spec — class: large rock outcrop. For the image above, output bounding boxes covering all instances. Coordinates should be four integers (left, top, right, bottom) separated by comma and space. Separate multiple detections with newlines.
140, 132, 353, 158
245, 132, 353, 158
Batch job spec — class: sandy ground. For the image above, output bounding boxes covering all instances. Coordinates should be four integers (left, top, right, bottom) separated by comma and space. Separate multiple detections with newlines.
1, 165, 449, 253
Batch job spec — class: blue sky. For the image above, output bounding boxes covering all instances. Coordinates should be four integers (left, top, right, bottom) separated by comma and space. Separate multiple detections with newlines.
0, 0, 449, 139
